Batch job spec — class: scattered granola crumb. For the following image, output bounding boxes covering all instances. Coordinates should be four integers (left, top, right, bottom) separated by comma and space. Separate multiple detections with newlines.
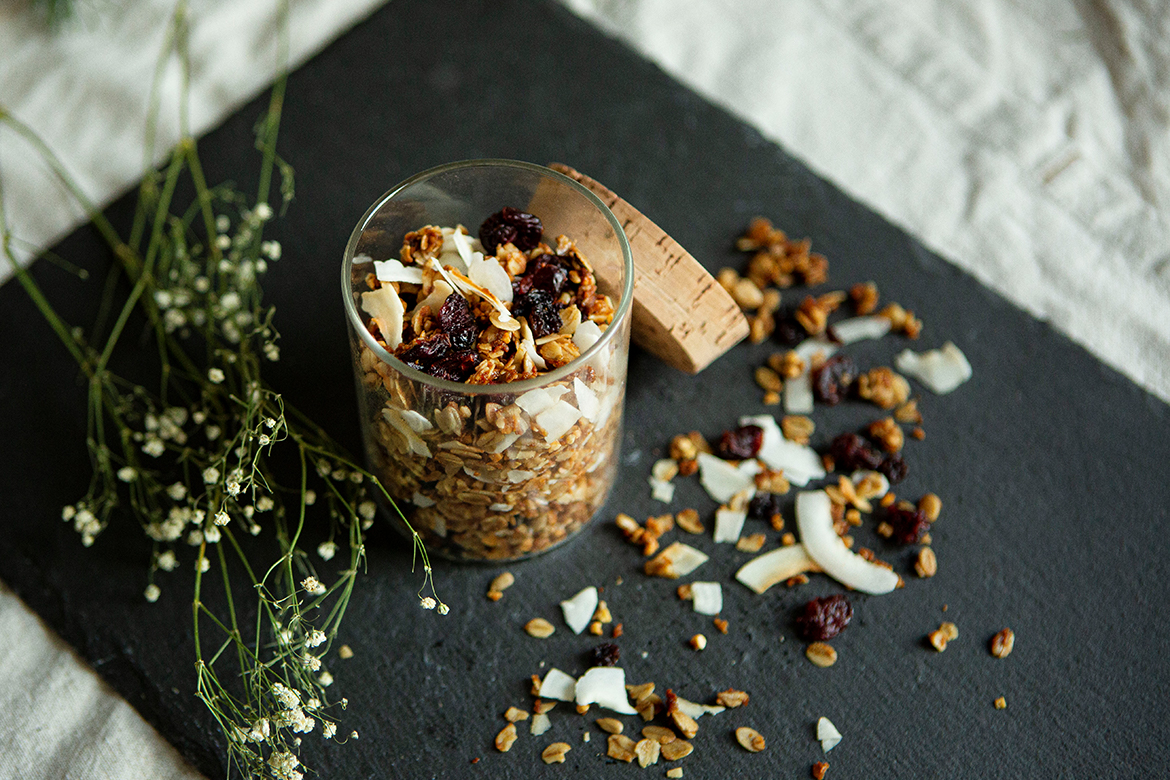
675, 508, 705, 534
667, 767, 684, 778
880, 492, 897, 508
735, 726, 767, 753
928, 621, 959, 651
716, 689, 749, 708
576, 704, 590, 715
781, 532, 797, 546
915, 547, 937, 578
755, 365, 783, 392
850, 281, 879, 314
524, 618, 555, 639
541, 742, 571, 764
677, 584, 693, 600
763, 390, 781, 405
596, 718, 623, 734
504, 707, 529, 723
494, 723, 518, 752
911, 427, 926, 440
662, 740, 693, 761
337, 644, 354, 660
805, 642, 838, 668
634, 737, 661, 768
990, 628, 1015, 659
613, 623, 624, 638
857, 367, 911, 409
713, 617, 729, 634
534, 699, 556, 715
690, 634, 707, 651
867, 417, 904, 453
736, 533, 767, 553
812, 761, 830, 780
642, 725, 676, 745
487, 571, 515, 601
786, 574, 810, 587
588, 621, 604, 635
994, 696, 1007, 710
583, 731, 590, 743
918, 493, 942, 522
607, 733, 637, 762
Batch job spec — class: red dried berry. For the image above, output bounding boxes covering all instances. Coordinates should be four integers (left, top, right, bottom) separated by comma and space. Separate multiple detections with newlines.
878, 453, 909, 484
438, 294, 478, 351
813, 355, 857, 406
514, 288, 563, 339
513, 253, 568, 298
774, 310, 804, 347
478, 207, 543, 254
716, 425, 764, 460
886, 503, 929, 544
829, 433, 884, 472
589, 642, 621, 668
794, 594, 853, 641
748, 492, 784, 523
430, 349, 480, 382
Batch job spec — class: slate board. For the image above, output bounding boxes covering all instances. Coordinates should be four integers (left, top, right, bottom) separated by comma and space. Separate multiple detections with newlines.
2, 0, 1168, 777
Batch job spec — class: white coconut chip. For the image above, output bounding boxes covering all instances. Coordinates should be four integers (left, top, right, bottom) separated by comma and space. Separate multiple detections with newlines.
713, 507, 747, 544
895, 341, 972, 394
817, 716, 842, 752
573, 378, 600, 421
829, 315, 891, 344
796, 490, 899, 595
735, 544, 821, 594
530, 712, 551, 736
649, 477, 675, 503
411, 491, 435, 508
573, 319, 602, 352
382, 407, 431, 458
784, 370, 814, 414
414, 279, 453, 319
360, 286, 405, 350
373, 258, 425, 285
515, 388, 555, 417
851, 469, 889, 497
428, 257, 517, 329
487, 432, 520, 454
352, 253, 373, 265
536, 400, 582, 443
467, 251, 514, 303
398, 409, 433, 433
690, 582, 723, 615
518, 317, 548, 371
739, 414, 825, 485
697, 452, 759, 504
675, 697, 725, 719
447, 228, 476, 266
575, 667, 638, 715
560, 586, 599, 635
655, 542, 709, 577
538, 668, 578, 702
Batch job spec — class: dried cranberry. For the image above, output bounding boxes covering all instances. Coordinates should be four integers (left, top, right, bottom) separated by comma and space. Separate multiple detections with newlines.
885, 503, 929, 544
812, 355, 857, 406
398, 332, 479, 382
774, 310, 804, 347
398, 332, 450, 365
794, 594, 853, 641
429, 349, 480, 382
748, 492, 784, 523
478, 207, 543, 254
438, 294, 478, 350
589, 642, 621, 668
878, 453, 908, 484
829, 433, 884, 472
514, 253, 568, 299
513, 288, 563, 338
716, 425, 764, 460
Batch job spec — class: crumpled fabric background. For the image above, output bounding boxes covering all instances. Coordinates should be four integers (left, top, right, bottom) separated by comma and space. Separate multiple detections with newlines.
1, 0, 1167, 777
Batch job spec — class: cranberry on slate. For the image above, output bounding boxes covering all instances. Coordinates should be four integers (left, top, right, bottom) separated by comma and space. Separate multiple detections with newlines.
794, 594, 853, 641
812, 355, 857, 406
878, 453, 909, 484
479, 207, 543, 254
748, 492, 784, 523
589, 642, 621, 668
829, 433, 884, 472
774, 309, 805, 347
885, 503, 929, 544
716, 424, 764, 460
439, 294, 478, 351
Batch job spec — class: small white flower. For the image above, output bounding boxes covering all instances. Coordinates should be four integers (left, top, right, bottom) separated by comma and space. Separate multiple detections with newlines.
258, 434, 271, 446
255, 258, 268, 274
316, 460, 331, 477
117, 466, 137, 483
142, 438, 165, 458
248, 524, 261, 536
350, 731, 359, 740
205, 424, 221, 441
316, 541, 336, 561
322, 722, 337, 739
357, 501, 376, 521
254, 202, 273, 221
437, 602, 450, 616
242, 505, 255, 519
330, 469, 347, 482
256, 495, 275, 512
264, 342, 280, 362
279, 628, 293, 644
186, 530, 204, 546
318, 670, 333, 687
156, 550, 178, 571
61, 505, 77, 521
203, 525, 221, 543
166, 482, 187, 501
218, 259, 233, 273
144, 584, 161, 603
301, 576, 326, 596
265, 417, 278, 429
303, 490, 316, 506
214, 511, 230, 526
261, 239, 282, 259
306, 629, 326, 648
219, 291, 241, 312
272, 682, 300, 709
215, 214, 230, 232
420, 597, 437, 610
194, 276, 210, 293
215, 234, 231, 250
302, 655, 321, 672
208, 368, 225, 384
197, 556, 210, 573
226, 480, 241, 497
154, 290, 173, 308
163, 309, 186, 331
202, 466, 220, 484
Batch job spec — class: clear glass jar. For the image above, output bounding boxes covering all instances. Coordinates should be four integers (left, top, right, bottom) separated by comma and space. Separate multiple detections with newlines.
342, 160, 634, 561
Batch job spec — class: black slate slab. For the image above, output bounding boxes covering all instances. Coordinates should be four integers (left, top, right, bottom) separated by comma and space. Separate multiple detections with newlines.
2, 0, 1168, 777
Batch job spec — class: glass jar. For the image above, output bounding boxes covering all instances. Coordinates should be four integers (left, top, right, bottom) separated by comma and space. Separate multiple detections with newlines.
342, 160, 634, 561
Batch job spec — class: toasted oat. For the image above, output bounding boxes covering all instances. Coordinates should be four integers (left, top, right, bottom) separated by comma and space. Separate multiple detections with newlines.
754, 468, 790, 495
637, 702, 656, 721
642, 535, 660, 557
716, 689, 750, 708
812, 760, 830, 779
894, 398, 922, 424
929, 621, 959, 651
912, 427, 926, 440
669, 708, 699, 740
541, 742, 571, 764
736, 533, 767, 553
716, 267, 739, 293
749, 312, 775, 344
867, 417, 904, 453
504, 706, 529, 723
670, 435, 699, 462
675, 508, 704, 534
494, 722, 518, 752
666, 769, 684, 779
487, 571, 516, 601
806, 642, 838, 667
994, 696, 1008, 710
781, 415, 815, 445
769, 350, 806, 379
676, 584, 693, 600
732, 277, 765, 310
338, 644, 354, 660
524, 618, 555, 638
642, 725, 677, 745
990, 628, 1015, 659
857, 367, 911, 409
769, 513, 786, 532
762, 390, 781, 405
607, 733, 637, 762
713, 617, 729, 634
530, 675, 542, 697
646, 514, 675, 538
588, 621, 604, 635
652, 458, 680, 483
915, 547, 938, 578
662, 740, 693, 762
615, 513, 644, 543
690, 634, 707, 651
754, 365, 783, 392
919, 493, 942, 522
850, 281, 879, 315
627, 682, 655, 702
534, 699, 557, 715
880, 492, 896, 508
878, 302, 923, 338
735, 726, 767, 753
576, 704, 590, 715
596, 717, 623, 734
845, 508, 862, 526
634, 737, 662, 768
875, 521, 894, 538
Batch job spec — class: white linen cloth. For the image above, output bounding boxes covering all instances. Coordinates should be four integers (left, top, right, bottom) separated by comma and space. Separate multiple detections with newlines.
1, 0, 1168, 777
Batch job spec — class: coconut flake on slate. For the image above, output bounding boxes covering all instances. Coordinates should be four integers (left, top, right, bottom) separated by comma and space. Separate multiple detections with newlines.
784, 370, 814, 414
829, 315, 891, 344
740, 414, 825, 485
698, 452, 759, 504
539, 668, 578, 702
817, 717, 842, 752
573, 319, 602, 352
373, 257, 425, 285
537, 400, 581, 443
575, 667, 637, 715
675, 697, 725, 719
560, 586, 599, 635
654, 542, 709, 577
360, 286, 405, 350
573, 378, 600, 421
713, 507, 747, 544
691, 582, 723, 615
796, 490, 899, 594
530, 712, 551, 736
735, 544, 821, 594
895, 341, 972, 394
649, 477, 675, 503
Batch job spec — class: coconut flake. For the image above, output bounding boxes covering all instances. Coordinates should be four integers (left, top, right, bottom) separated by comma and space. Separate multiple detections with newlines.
573, 378, 600, 421
560, 586, 599, 635
448, 228, 475, 266
829, 315, 891, 344
536, 400, 582, 443
817, 717, 842, 752
575, 667, 637, 715
429, 257, 517, 328
360, 286, 405, 350
373, 258, 425, 285
649, 477, 675, 503
515, 388, 555, 417
487, 432, 520, 454
648, 542, 709, 578
691, 582, 723, 615
796, 491, 899, 594
895, 341, 972, 394
573, 319, 602, 352
411, 491, 435, 508
735, 544, 821, 594
675, 697, 725, 719
698, 453, 759, 504
399, 409, 433, 433
530, 712, 551, 736
740, 414, 825, 485
382, 407, 431, 458
467, 251, 514, 303
784, 370, 814, 414
517, 317, 548, 371
713, 507, 747, 544
538, 668, 578, 702
352, 253, 373, 265
414, 280, 453, 319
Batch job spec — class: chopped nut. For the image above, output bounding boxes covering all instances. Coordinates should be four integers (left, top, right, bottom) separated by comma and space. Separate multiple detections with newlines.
634, 737, 661, 768
675, 508, 704, 534
337, 644, 354, 659
504, 707, 529, 723
716, 267, 739, 293
749, 312, 775, 344
588, 621, 604, 635
534, 699, 556, 715
524, 618, 555, 638
487, 571, 515, 601
652, 458, 680, 482
713, 617, 729, 634
541, 742, 571, 764
677, 583, 694, 600
780, 532, 797, 546
867, 417, 904, 453
754, 365, 783, 392
642, 725, 677, 745
666, 769, 684, 779
596, 718, 623, 734
812, 760, 830, 779
769, 513, 785, 531
607, 733, 637, 762
914, 547, 938, 578
769, 350, 806, 379
735, 726, 766, 753
670, 434, 699, 461
894, 399, 922, 424
736, 533, 767, 553
806, 642, 838, 667
919, 493, 942, 522
942, 621, 959, 640
880, 492, 896, 508
856, 367, 911, 409
732, 277, 765, 310
530, 675, 542, 697
690, 634, 707, 651
850, 281, 879, 314
994, 696, 1007, 710
494, 723, 518, 752
928, 621, 958, 651
781, 415, 815, 444
716, 689, 750, 708
990, 628, 1015, 659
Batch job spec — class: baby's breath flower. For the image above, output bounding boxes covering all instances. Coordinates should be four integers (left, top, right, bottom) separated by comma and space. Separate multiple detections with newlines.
215, 214, 230, 232
350, 731, 359, 740
247, 718, 270, 742
306, 629, 326, 648
318, 670, 333, 687
264, 342, 280, 361
258, 434, 271, 446
261, 239, 281, 259
437, 602, 450, 616
322, 722, 337, 740
205, 424, 221, 441
197, 556, 210, 573
203, 525, 221, 543
207, 367, 225, 384
214, 510, 230, 526
219, 291, 241, 312
420, 596, 437, 610
254, 202, 274, 221
193, 275, 210, 293
290, 709, 315, 734
186, 530, 203, 546
142, 437, 165, 457
316, 541, 336, 561
330, 469, 347, 482
214, 234, 231, 250
302, 655, 321, 672
315, 460, 331, 478
306, 698, 320, 710
156, 550, 178, 571
267, 750, 300, 780
265, 417, 277, 429
243, 505, 255, 519
144, 584, 161, 603
303, 490, 316, 506
256, 495, 275, 512
202, 466, 220, 484
357, 501, 376, 521
272, 682, 300, 709
301, 576, 325, 596
117, 466, 137, 482
166, 482, 187, 501
61, 505, 76, 521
